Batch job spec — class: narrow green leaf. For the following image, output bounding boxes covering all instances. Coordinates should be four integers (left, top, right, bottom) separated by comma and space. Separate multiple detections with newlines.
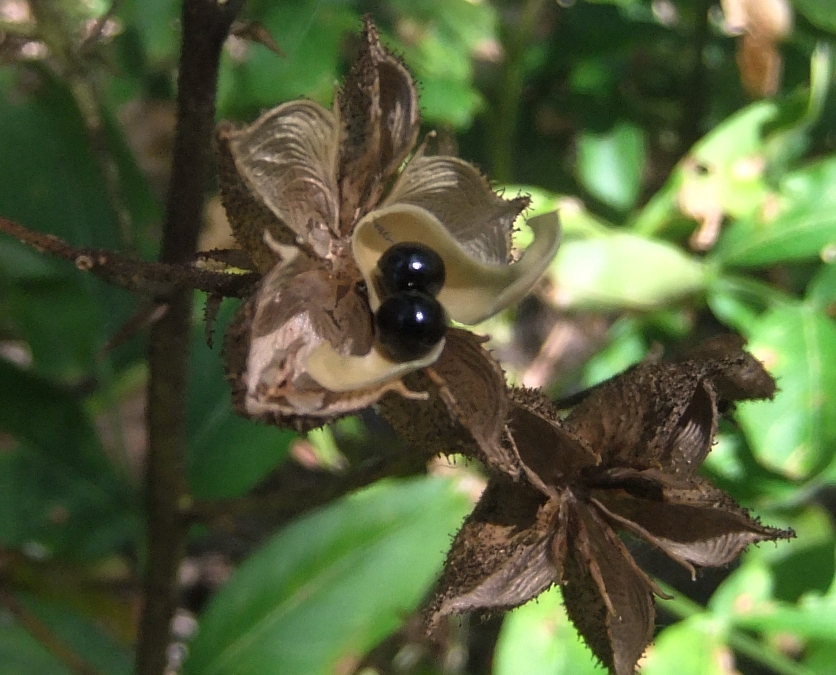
183, 476, 472, 675
550, 233, 705, 310
737, 305, 836, 478
576, 123, 645, 211
494, 586, 606, 675
0, 594, 132, 675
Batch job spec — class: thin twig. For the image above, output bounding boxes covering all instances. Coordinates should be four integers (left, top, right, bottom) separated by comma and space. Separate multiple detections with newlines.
0, 587, 107, 675
0, 215, 258, 298
188, 451, 428, 525
135, 2, 244, 675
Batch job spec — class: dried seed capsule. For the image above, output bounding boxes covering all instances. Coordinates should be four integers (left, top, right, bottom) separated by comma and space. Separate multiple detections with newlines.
375, 291, 447, 361
376, 242, 446, 297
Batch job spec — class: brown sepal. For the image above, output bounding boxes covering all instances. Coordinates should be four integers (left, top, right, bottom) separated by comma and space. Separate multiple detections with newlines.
561, 500, 656, 675
426, 477, 554, 630
338, 16, 420, 233
379, 329, 521, 476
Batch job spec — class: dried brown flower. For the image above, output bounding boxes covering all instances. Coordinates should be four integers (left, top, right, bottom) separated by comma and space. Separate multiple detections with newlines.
217, 18, 559, 430
428, 334, 794, 675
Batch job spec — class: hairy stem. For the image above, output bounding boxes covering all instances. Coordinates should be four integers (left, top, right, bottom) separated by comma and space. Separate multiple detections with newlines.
135, 2, 243, 675
0, 216, 258, 298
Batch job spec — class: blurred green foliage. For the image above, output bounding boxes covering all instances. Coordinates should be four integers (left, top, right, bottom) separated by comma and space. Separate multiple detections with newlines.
1, 0, 836, 674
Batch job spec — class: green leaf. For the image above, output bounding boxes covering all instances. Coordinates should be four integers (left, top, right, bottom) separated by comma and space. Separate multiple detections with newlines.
731, 593, 836, 641
791, 0, 836, 33
0, 361, 135, 558
0, 360, 104, 473
187, 299, 294, 500
217, 0, 357, 118
117, 0, 181, 67
706, 277, 769, 336
0, 622, 69, 675
632, 101, 777, 236
576, 122, 645, 211
387, 0, 496, 129
744, 506, 836, 603
804, 638, 836, 675
639, 615, 730, 675
581, 318, 646, 387
807, 262, 836, 311
0, 595, 132, 675
714, 157, 836, 267
0, 68, 157, 378
183, 476, 472, 675
549, 233, 705, 310
708, 560, 775, 619
493, 586, 607, 675
736, 304, 836, 479
0, 68, 159, 249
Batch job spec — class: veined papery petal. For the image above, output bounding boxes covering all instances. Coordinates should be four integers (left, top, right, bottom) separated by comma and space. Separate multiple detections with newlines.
353, 204, 560, 325
223, 100, 341, 249
304, 339, 445, 393
384, 154, 528, 264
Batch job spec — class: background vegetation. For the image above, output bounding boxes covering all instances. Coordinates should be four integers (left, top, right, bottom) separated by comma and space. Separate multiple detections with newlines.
0, 1, 835, 674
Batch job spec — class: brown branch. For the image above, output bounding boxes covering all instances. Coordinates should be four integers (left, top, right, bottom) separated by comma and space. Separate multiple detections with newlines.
0, 587, 107, 675
135, 1, 244, 675
0, 215, 258, 298
188, 450, 429, 526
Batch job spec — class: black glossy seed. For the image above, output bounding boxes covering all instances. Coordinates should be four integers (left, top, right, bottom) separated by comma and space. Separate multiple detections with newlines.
375, 291, 447, 362
376, 242, 446, 297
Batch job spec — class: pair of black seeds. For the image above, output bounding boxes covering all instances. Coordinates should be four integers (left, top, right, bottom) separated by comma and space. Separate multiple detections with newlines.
374, 242, 448, 362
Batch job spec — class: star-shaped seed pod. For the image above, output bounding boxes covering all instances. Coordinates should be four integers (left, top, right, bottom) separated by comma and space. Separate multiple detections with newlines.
218, 18, 559, 430
427, 334, 794, 675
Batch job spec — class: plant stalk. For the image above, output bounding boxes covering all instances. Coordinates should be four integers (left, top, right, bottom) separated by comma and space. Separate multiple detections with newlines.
134, 2, 243, 675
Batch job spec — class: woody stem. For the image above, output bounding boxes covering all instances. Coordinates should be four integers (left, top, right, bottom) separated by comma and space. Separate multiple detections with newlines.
134, 2, 244, 675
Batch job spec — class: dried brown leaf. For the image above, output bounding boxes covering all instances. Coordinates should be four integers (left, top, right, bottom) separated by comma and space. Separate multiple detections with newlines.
592, 475, 791, 574
507, 394, 599, 486
229, 20, 285, 56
